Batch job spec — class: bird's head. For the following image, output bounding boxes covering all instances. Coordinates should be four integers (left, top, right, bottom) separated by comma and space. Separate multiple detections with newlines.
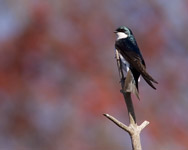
114, 26, 133, 40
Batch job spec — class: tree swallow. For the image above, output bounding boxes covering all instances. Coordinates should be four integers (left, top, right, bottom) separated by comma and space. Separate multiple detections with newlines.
114, 26, 158, 90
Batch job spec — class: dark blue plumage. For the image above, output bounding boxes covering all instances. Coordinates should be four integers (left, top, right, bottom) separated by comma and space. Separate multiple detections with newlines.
114, 26, 158, 90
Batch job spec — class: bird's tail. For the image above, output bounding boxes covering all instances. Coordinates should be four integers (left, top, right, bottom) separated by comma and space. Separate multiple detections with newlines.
141, 71, 158, 90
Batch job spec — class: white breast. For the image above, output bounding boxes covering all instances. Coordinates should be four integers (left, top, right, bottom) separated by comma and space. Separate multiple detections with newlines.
119, 53, 130, 72
119, 52, 141, 82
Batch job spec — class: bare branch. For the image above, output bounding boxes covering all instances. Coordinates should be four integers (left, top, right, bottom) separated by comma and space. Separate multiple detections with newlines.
103, 114, 129, 132
138, 121, 150, 131
104, 50, 150, 150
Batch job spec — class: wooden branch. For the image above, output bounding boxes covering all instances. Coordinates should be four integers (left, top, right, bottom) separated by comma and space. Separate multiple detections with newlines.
104, 113, 149, 150
104, 50, 149, 150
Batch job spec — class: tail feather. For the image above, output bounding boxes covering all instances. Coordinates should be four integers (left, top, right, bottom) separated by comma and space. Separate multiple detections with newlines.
139, 68, 158, 89
133, 59, 158, 89
142, 75, 157, 90
145, 73, 158, 84
136, 67, 158, 90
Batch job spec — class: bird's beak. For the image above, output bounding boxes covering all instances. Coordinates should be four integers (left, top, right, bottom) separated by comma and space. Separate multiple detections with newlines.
114, 31, 117, 33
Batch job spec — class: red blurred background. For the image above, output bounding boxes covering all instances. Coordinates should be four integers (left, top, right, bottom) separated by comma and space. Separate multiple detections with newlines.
0, 0, 188, 150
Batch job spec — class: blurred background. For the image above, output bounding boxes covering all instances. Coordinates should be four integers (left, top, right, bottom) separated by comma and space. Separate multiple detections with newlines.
0, 0, 188, 150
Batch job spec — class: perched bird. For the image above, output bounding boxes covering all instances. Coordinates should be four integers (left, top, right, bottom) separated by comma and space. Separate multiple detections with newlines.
114, 26, 158, 90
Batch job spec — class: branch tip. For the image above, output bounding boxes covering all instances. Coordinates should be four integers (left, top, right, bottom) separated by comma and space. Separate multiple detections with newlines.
139, 121, 150, 131
103, 113, 109, 117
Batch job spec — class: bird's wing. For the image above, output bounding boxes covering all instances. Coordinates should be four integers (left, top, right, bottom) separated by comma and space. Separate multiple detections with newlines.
123, 51, 158, 89
115, 38, 146, 72
115, 39, 158, 89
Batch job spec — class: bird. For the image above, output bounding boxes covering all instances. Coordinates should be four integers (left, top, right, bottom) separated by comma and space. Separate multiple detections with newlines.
114, 26, 158, 90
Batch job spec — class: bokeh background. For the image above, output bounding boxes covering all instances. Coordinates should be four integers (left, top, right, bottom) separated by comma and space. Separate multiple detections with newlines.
0, 0, 188, 150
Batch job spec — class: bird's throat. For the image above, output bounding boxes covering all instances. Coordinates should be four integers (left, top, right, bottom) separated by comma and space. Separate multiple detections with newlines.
117, 32, 128, 40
